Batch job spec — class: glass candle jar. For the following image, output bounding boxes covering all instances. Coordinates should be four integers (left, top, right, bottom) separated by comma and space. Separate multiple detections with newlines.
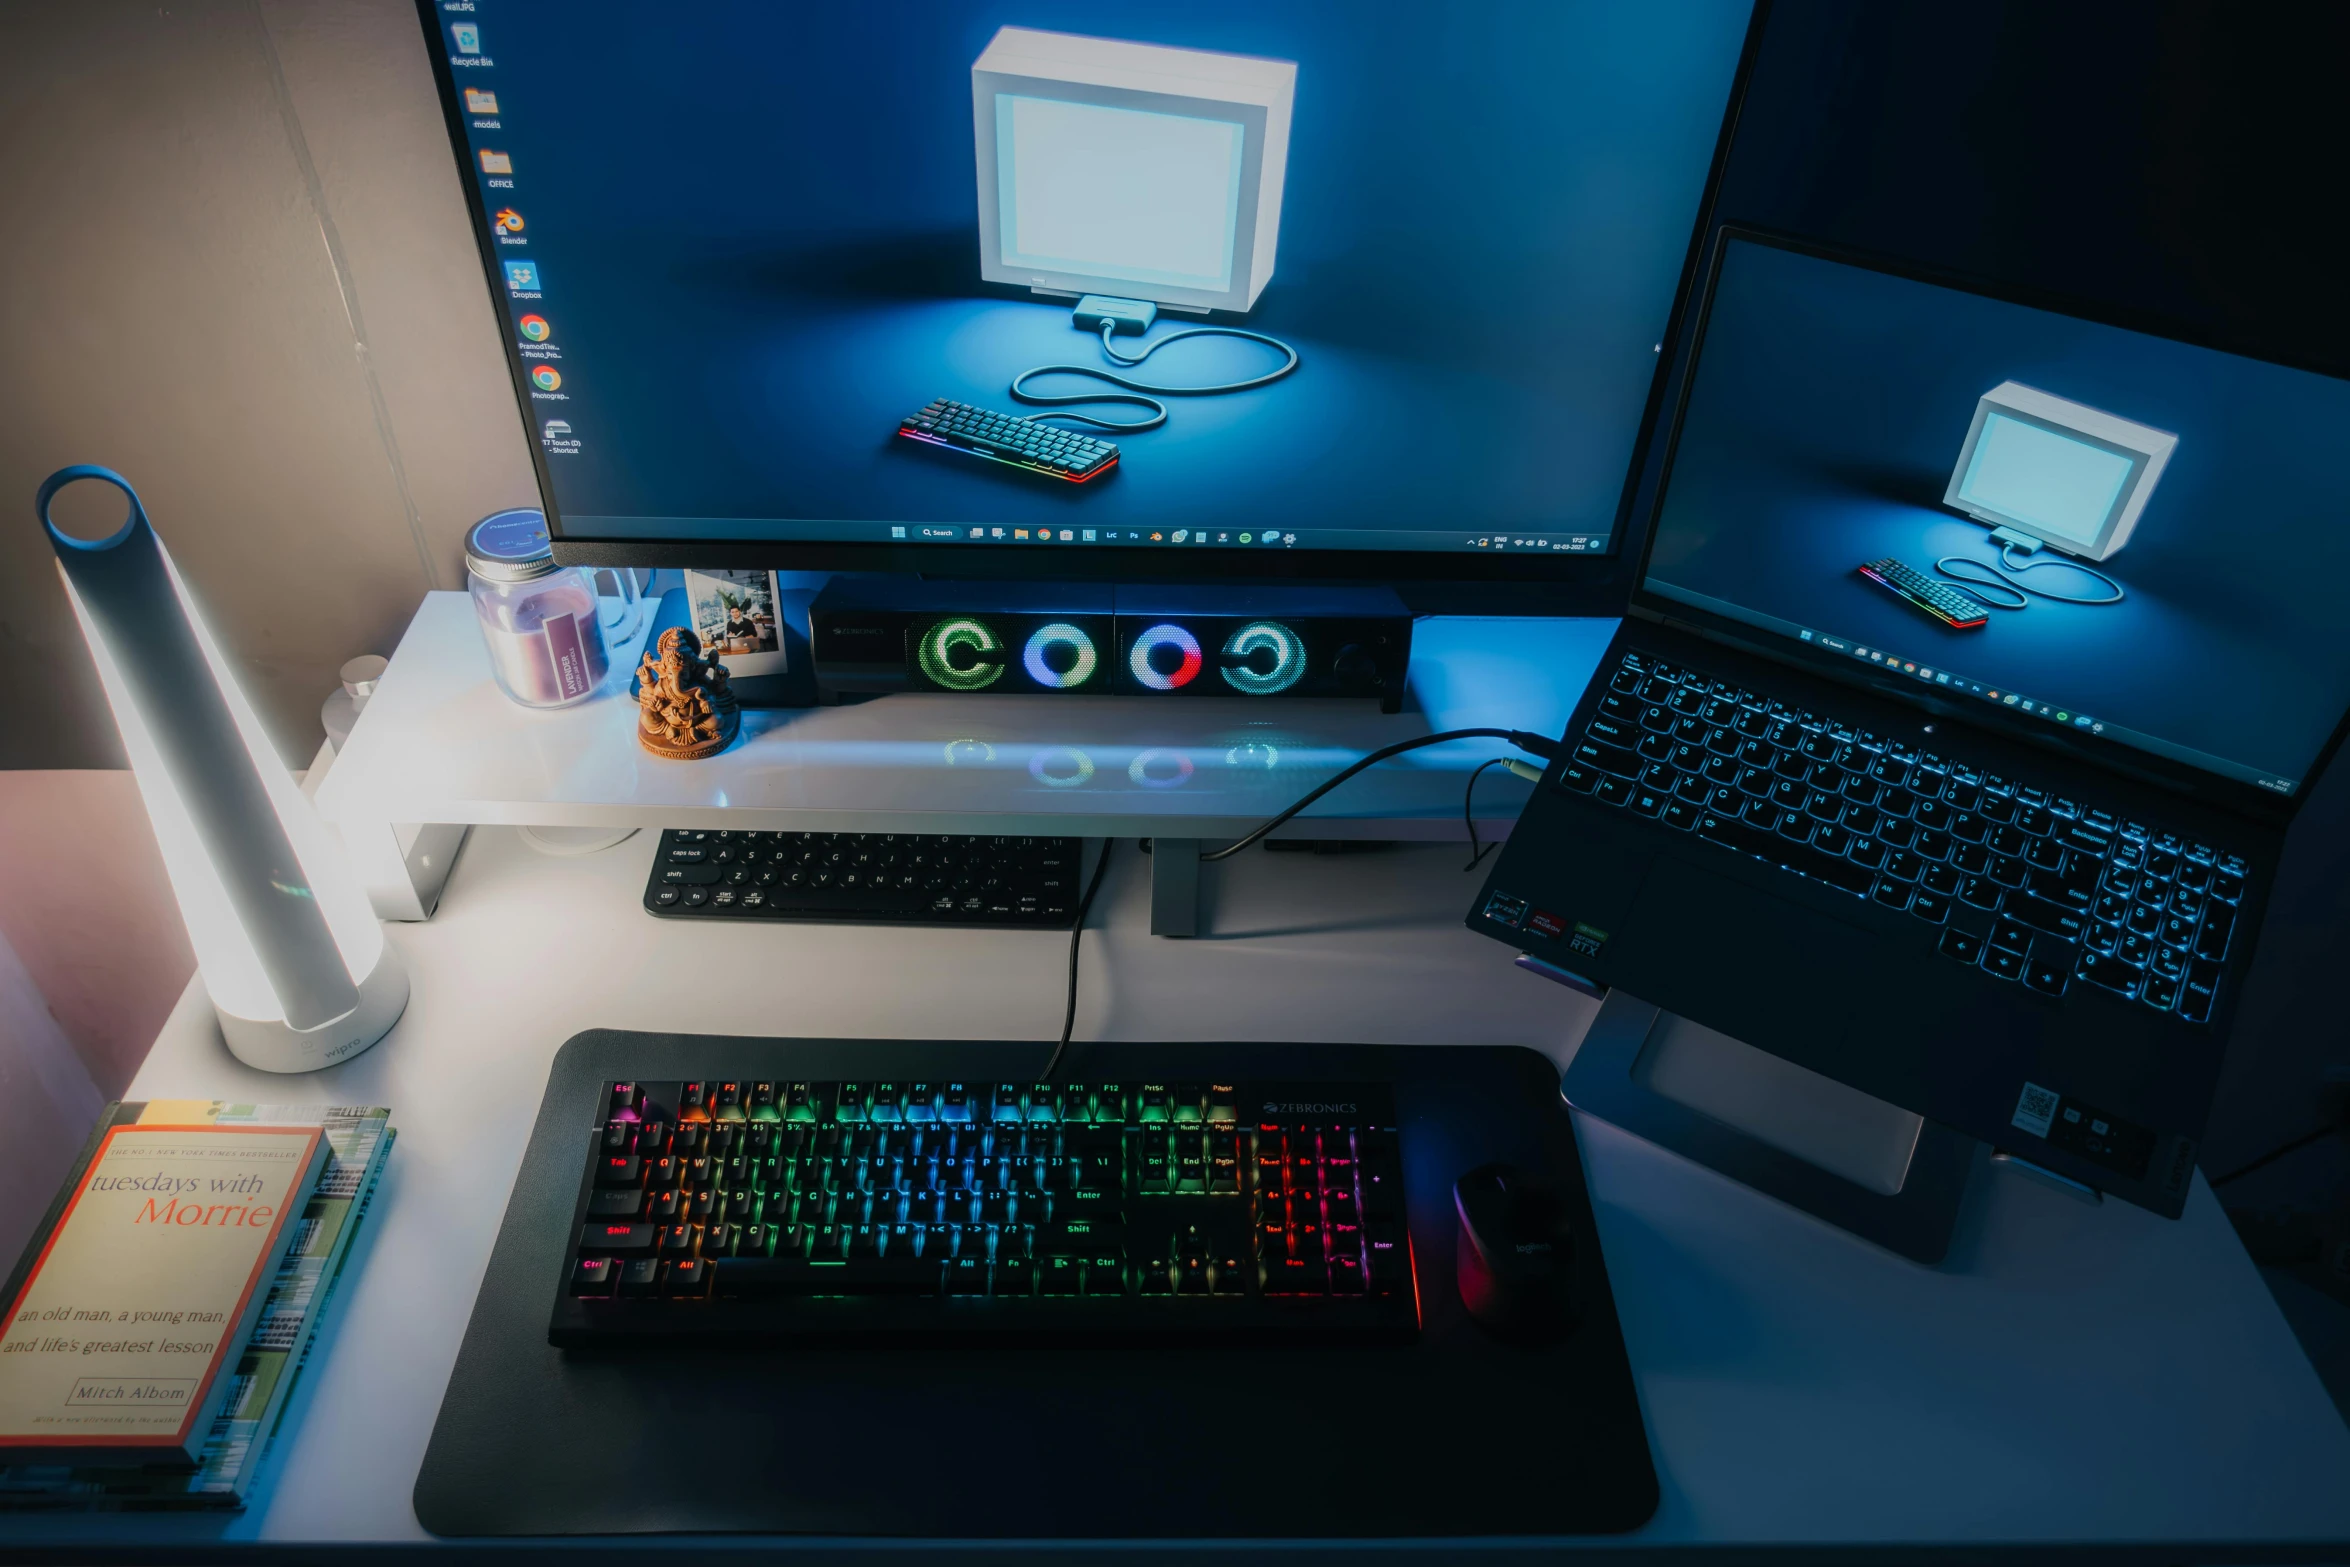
464, 510, 609, 708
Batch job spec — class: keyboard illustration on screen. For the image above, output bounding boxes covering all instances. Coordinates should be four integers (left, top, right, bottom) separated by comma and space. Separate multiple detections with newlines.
555, 1077, 1418, 1346
1857, 557, 1990, 629
897, 400, 1119, 483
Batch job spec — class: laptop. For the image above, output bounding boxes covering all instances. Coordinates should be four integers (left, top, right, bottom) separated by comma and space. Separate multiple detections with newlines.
1471, 228, 2350, 1217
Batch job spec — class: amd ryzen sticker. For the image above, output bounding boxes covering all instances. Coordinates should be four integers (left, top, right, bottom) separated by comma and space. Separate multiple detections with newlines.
1482, 892, 1528, 929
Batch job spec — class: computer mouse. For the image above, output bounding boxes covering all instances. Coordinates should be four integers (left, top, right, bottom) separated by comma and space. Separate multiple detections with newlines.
1453, 1162, 1579, 1339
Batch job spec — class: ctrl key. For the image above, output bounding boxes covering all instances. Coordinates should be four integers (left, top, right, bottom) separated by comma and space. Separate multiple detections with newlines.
570, 1256, 617, 1296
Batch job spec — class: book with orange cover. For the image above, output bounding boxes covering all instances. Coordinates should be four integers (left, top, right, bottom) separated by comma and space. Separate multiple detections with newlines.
0, 1103, 328, 1467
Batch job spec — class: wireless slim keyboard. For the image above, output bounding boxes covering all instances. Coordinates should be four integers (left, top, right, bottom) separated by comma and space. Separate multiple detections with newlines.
1555, 650, 2248, 1021
896, 398, 1119, 482
555, 1077, 1416, 1345
644, 829, 1081, 926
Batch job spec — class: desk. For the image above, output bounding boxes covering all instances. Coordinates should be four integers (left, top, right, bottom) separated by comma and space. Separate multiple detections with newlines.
6, 826, 2349, 1558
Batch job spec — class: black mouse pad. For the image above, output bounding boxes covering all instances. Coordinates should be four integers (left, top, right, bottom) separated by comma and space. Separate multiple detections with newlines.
414, 1032, 1659, 1540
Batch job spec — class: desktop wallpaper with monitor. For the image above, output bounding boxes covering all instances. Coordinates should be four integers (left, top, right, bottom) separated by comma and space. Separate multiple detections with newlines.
1640, 233, 2350, 800
420, 0, 1752, 575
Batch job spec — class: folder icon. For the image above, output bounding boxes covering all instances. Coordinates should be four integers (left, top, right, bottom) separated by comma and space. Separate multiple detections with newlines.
479, 150, 512, 175
464, 88, 499, 114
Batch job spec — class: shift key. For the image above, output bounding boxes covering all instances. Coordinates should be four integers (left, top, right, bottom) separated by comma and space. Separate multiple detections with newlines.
578, 1223, 656, 1255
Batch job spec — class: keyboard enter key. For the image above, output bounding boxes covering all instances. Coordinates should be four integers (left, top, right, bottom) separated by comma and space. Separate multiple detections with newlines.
2005, 891, 2089, 944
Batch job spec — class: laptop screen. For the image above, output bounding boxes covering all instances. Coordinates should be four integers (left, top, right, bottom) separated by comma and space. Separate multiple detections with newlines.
1640, 234, 2350, 800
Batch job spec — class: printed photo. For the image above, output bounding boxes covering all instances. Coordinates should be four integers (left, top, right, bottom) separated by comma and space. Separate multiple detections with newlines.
683, 568, 786, 675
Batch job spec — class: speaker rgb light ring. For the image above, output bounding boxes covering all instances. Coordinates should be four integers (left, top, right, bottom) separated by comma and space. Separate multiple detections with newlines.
1127, 623, 1203, 690
1219, 620, 1306, 695
1028, 747, 1095, 788
1021, 622, 1098, 689
917, 618, 1003, 691
1128, 748, 1195, 788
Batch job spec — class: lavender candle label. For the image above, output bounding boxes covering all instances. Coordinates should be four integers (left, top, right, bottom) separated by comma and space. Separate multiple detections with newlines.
544, 611, 595, 700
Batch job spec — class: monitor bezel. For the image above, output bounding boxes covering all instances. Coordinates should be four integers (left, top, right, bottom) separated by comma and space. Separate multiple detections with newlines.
410, 0, 1770, 610
1625, 223, 2350, 830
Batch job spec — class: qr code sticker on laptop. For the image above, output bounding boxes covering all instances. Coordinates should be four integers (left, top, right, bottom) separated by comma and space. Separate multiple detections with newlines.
2011, 1082, 2059, 1139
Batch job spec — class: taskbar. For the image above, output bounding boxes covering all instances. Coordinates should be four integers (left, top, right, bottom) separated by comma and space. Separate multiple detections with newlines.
561, 516, 1612, 556
1643, 581, 2301, 799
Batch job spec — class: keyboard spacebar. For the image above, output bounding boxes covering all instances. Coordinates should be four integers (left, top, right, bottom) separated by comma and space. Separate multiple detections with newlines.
712, 1258, 940, 1296
1696, 814, 1874, 899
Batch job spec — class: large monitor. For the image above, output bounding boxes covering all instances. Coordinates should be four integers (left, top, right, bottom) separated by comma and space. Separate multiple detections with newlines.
418, 1, 1754, 585
1637, 230, 2350, 811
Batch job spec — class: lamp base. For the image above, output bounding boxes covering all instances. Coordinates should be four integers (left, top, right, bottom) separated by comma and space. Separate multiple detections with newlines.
216, 941, 409, 1073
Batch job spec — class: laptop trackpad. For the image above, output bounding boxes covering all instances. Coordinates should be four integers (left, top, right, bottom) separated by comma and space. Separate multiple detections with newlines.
1619, 851, 1899, 1097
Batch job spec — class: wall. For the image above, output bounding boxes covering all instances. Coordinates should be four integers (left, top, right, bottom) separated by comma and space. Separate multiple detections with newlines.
0, 0, 536, 770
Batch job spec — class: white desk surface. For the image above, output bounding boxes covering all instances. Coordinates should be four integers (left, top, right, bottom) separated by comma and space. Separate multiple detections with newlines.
314, 594, 1613, 840
7, 826, 2348, 1555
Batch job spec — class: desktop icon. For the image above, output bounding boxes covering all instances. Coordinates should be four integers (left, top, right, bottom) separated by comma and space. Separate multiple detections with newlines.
1172, 529, 1188, 543
531, 367, 562, 392
1799, 629, 1814, 642
969, 527, 983, 539
1059, 530, 1073, 541
890, 526, 907, 538
504, 260, 540, 292
1239, 533, 1253, 544
518, 314, 550, 342
494, 208, 525, 235
1283, 533, 1296, 544
541, 419, 571, 439
1081, 529, 1096, 541
451, 22, 481, 54
2004, 694, 2019, 705
480, 149, 513, 176
1015, 528, 1030, 539
990, 528, 1004, 538
464, 88, 499, 115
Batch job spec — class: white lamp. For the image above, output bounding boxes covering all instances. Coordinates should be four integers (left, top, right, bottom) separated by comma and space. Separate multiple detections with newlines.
38, 465, 407, 1072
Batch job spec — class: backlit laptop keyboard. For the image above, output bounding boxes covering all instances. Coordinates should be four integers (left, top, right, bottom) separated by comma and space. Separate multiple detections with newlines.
1557, 651, 2246, 1023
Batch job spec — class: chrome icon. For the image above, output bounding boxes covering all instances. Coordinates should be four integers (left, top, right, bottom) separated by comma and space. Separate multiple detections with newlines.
1127, 623, 1203, 690
531, 366, 562, 392
1220, 620, 1306, 694
518, 313, 551, 342
916, 618, 1004, 691
1021, 623, 1098, 689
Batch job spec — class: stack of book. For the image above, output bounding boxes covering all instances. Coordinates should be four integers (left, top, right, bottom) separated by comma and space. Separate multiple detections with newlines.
0, 1102, 393, 1510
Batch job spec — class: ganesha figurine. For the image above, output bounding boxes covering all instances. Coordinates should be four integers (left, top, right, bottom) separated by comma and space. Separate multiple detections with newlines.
634, 626, 740, 760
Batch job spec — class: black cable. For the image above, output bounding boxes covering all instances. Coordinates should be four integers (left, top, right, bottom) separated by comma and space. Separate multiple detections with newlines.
2209, 1124, 2345, 1188
1462, 758, 1508, 871
1935, 543, 2125, 609
1009, 321, 1301, 433
1038, 838, 1118, 1082
1199, 728, 1559, 864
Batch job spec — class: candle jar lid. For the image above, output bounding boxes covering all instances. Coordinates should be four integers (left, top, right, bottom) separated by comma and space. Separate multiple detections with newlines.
464, 509, 559, 583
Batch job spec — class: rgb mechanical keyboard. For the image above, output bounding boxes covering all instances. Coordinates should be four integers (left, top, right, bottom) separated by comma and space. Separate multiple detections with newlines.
1557, 650, 2248, 1023
897, 399, 1119, 482
1857, 556, 1990, 629
554, 1077, 1416, 1346
645, 829, 1081, 927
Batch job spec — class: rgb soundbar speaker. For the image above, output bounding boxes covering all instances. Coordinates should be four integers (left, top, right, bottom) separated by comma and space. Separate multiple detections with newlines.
811, 580, 1409, 710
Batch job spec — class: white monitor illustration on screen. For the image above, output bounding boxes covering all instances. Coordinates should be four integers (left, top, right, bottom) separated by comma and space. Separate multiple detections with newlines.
972, 27, 1296, 315
1944, 382, 2177, 562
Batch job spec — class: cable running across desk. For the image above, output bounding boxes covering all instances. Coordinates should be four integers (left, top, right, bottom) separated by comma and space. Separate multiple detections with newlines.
1010, 321, 1301, 433
1039, 838, 1117, 1082
1201, 728, 1561, 864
